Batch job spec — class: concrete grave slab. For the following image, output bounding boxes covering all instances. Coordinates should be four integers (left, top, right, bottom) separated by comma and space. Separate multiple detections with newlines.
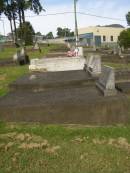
29, 57, 86, 72
10, 70, 96, 92
0, 86, 129, 125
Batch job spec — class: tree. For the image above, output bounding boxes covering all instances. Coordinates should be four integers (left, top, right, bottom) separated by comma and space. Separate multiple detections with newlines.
57, 27, 63, 37
126, 12, 130, 26
46, 32, 54, 39
118, 28, 130, 48
57, 27, 74, 38
16, 0, 44, 45
0, 0, 4, 16
17, 21, 35, 45
36, 32, 42, 36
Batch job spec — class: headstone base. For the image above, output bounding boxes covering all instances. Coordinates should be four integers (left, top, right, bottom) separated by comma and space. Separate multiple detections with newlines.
96, 82, 117, 96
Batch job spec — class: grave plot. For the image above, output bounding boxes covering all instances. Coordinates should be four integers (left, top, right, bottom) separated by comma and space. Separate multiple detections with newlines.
0, 68, 129, 125
0, 85, 129, 125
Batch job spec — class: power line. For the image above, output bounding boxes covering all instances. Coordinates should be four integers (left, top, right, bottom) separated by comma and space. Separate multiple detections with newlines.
0, 11, 126, 21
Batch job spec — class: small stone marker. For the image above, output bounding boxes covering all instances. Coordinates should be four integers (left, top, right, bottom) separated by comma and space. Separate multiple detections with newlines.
34, 43, 39, 50
29, 74, 36, 80
96, 65, 117, 96
13, 47, 29, 65
13, 51, 21, 62
85, 54, 101, 77
113, 46, 117, 55
77, 47, 84, 57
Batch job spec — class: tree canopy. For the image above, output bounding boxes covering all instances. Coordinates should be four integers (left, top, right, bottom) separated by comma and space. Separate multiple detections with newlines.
0, 0, 44, 46
118, 28, 130, 48
46, 32, 54, 39
17, 21, 35, 45
57, 27, 74, 38
126, 12, 130, 26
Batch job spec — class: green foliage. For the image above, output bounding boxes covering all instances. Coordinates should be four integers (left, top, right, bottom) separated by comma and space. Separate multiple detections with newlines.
0, 0, 4, 15
118, 28, 130, 48
17, 21, 35, 45
57, 27, 74, 38
126, 12, 130, 26
46, 32, 54, 39
35, 32, 42, 36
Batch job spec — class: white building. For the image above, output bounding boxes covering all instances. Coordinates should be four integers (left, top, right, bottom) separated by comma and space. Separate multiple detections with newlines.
78, 24, 125, 47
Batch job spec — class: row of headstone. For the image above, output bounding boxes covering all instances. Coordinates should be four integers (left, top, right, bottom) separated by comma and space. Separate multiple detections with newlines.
113, 46, 124, 57
13, 48, 30, 65
84, 54, 101, 77
85, 54, 117, 96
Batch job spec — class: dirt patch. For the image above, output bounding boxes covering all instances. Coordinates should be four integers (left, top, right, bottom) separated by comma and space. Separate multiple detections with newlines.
92, 137, 130, 151
0, 132, 60, 154
0, 74, 6, 81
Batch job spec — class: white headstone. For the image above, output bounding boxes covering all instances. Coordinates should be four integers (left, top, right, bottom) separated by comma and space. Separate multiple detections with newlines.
77, 47, 84, 57
13, 51, 21, 61
34, 43, 39, 50
20, 48, 26, 57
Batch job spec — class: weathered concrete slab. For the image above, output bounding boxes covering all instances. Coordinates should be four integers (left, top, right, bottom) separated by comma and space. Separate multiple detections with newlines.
29, 57, 86, 72
10, 70, 95, 92
0, 86, 129, 125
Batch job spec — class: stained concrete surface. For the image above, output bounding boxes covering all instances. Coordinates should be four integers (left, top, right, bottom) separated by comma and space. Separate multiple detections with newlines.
0, 69, 129, 125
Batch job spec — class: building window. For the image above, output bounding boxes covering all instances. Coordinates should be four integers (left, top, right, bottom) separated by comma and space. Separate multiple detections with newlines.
103, 36, 106, 42
111, 36, 113, 42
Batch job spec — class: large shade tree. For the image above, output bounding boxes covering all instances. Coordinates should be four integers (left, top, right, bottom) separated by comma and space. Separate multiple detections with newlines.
0, 0, 44, 45
118, 11, 130, 48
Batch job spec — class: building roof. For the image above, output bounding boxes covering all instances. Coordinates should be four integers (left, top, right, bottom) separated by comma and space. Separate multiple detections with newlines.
103, 24, 125, 28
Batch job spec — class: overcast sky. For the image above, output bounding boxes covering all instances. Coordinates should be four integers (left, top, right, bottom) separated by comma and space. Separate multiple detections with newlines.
0, 0, 130, 36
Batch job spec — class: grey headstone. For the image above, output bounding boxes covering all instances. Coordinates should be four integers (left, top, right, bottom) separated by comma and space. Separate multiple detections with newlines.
96, 65, 117, 96
85, 54, 101, 77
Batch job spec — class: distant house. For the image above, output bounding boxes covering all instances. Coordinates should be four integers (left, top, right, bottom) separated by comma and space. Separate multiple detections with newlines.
78, 24, 125, 47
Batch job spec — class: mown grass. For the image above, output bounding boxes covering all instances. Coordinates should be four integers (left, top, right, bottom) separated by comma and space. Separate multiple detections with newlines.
0, 123, 130, 173
0, 44, 61, 60
0, 44, 64, 96
103, 62, 130, 70
0, 66, 28, 96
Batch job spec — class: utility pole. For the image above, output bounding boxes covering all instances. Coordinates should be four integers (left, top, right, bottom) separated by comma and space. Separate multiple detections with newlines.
74, 0, 79, 48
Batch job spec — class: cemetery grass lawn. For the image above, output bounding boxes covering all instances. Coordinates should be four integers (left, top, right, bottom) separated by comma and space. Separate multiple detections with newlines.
103, 62, 130, 69
0, 123, 130, 173
0, 44, 61, 60
0, 44, 65, 96
0, 66, 28, 96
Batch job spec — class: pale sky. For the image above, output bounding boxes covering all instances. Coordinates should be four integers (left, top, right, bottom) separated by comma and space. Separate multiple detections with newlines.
0, 0, 130, 36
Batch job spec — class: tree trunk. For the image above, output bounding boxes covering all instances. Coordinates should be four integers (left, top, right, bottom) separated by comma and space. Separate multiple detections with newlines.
12, 12, 17, 43
18, 9, 22, 27
9, 19, 14, 42
21, 8, 25, 23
